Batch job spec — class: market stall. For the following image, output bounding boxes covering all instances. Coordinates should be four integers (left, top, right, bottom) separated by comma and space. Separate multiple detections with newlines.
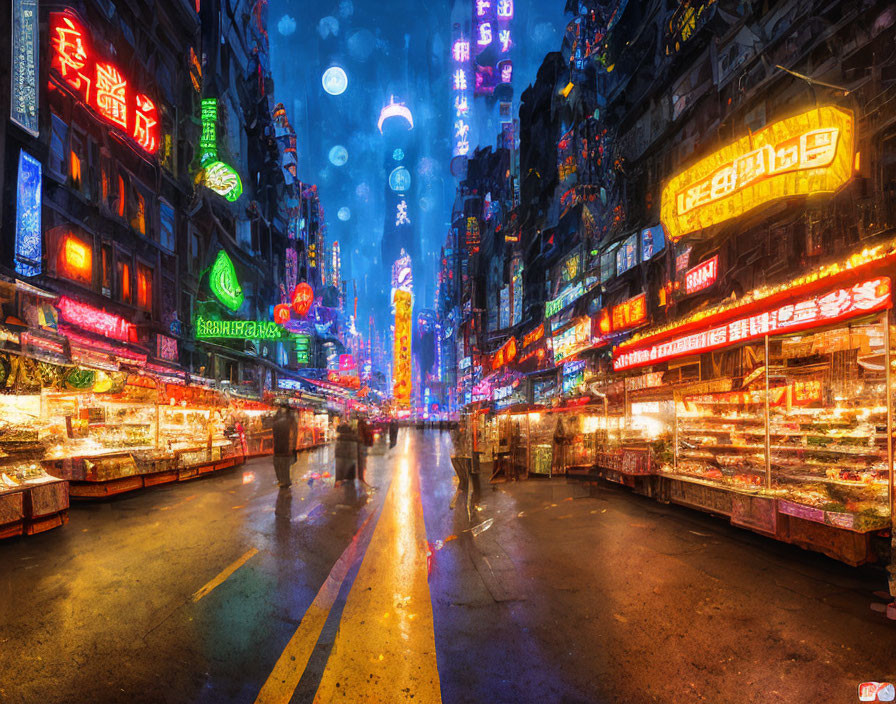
0, 393, 69, 537
612, 270, 895, 564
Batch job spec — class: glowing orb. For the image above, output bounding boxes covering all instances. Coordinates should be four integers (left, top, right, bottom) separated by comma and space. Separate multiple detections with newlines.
329, 145, 348, 166
337, 207, 351, 221
393, 148, 405, 161
389, 166, 412, 192
322, 66, 348, 95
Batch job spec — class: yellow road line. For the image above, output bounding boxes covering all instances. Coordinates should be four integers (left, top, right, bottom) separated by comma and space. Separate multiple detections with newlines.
191, 547, 259, 602
254, 508, 379, 704
312, 450, 442, 703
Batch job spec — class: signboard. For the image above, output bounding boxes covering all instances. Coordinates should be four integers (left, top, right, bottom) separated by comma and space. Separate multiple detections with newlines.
195, 317, 286, 340
522, 323, 544, 348
156, 334, 178, 362
685, 255, 718, 295
641, 225, 665, 261
58, 297, 131, 342
293, 334, 311, 365
610, 293, 647, 332
562, 359, 586, 395
616, 234, 638, 276
614, 277, 890, 371
545, 281, 585, 318
392, 288, 412, 405
11, 0, 39, 136
552, 317, 591, 362
14, 150, 41, 277
492, 336, 517, 369
49, 11, 159, 154
533, 377, 557, 403
661, 106, 854, 240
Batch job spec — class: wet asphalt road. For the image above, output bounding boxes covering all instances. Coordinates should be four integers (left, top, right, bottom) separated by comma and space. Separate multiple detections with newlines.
1, 429, 894, 703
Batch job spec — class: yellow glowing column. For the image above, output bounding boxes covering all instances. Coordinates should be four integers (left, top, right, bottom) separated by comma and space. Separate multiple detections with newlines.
392, 289, 412, 407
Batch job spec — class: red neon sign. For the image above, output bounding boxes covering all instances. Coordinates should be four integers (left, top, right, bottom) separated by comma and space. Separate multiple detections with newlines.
685, 255, 718, 295
57, 296, 132, 342
50, 12, 159, 155
611, 293, 647, 332
492, 336, 518, 369
292, 282, 314, 317
522, 324, 544, 348
614, 277, 891, 371
273, 304, 291, 325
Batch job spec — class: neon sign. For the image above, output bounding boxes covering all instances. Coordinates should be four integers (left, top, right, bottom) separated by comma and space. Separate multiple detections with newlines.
396, 200, 411, 226
198, 98, 243, 201
685, 256, 718, 295
553, 317, 591, 362
195, 317, 286, 340
661, 107, 854, 240
492, 337, 517, 369
49, 12, 159, 154
291, 282, 314, 317
58, 296, 131, 342
14, 151, 41, 277
545, 282, 585, 317
611, 294, 648, 332
378, 96, 414, 133
613, 278, 891, 371
392, 289, 413, 406
209, 250, 244, 312
523, 323, 544, 348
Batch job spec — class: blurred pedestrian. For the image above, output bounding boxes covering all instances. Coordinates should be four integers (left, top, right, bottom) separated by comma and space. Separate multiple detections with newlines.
356, 415, 375, 488
334, 418, 358, 485
272, 404, 296, 489
388, 417, 398, 448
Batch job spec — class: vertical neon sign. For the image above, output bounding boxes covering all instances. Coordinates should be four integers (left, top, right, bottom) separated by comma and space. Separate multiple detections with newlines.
452, 32, 471, 158
15, 151, 41, 277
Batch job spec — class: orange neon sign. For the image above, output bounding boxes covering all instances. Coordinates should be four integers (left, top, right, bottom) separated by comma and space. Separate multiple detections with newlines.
661, 106, 854, 240
611, 293, 647, 332
50, 12, 159, 155
522, 323, 544, 348
492, 336, 518, 369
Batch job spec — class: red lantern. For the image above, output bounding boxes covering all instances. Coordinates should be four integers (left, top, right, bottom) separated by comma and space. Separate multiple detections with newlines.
292, 282, 314, 317
273, 304, 291, 325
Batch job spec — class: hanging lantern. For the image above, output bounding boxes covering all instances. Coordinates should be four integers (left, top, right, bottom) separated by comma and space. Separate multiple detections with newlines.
273, 304, 291, 325
292, 282, 314, 317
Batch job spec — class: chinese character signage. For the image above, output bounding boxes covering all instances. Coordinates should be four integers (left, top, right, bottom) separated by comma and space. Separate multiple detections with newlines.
611, 293, 648, 332
614, 278, 890, 371
392, 288, 413, 406
451, 29, 472, 158
14, 150, 41, 277
11, 0, 39, 136
57, 297, 132, 342
661, 107, 854, 240
685, 255, 718, 295
49, 11, 159, 154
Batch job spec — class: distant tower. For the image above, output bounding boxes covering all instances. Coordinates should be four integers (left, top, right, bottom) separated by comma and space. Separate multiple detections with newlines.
391, 249, 413, 409
379, 97, 418, 278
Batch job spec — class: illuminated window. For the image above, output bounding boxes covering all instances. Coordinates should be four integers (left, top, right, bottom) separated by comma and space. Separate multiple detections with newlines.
118, 260, 131, 303
100, 156, 110, 205
117, 174, 126, 218
101, 244, 112, 296
69, 150, 81, 188
137, 264, 152, 310
49, 114, 68, 176
159, 200, 175, 252
58, 233, 93, 286
131, 187, 146, 235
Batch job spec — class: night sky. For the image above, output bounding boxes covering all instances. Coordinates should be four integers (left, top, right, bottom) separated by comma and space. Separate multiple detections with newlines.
268, 0, 566, 320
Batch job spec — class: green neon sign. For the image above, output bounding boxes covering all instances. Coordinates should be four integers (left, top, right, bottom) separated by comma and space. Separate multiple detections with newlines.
199, 98, 243, 201
195, 317, 285, 340
209, 250, 244, 312
294, 334, 311, 364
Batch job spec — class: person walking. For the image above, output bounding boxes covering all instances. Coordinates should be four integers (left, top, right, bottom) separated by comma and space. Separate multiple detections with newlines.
272, 404, 296, 489
334, 418, 358, 485
356, 415, 374, 488
388, 417, 398, 448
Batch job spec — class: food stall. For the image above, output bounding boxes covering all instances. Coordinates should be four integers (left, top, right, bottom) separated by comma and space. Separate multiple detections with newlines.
0, 391, 69, 537
612, 268, 895, 565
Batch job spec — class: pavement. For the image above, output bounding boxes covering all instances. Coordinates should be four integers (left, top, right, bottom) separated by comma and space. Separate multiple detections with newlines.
0, 429, 894, 703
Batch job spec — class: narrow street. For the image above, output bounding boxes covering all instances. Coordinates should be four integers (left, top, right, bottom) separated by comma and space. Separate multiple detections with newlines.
1, 430, 893, 704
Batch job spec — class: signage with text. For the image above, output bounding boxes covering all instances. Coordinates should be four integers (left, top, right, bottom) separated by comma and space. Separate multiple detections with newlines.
685, 255, 718, 295
661, 107, 854, 240
614, 278, 891, 371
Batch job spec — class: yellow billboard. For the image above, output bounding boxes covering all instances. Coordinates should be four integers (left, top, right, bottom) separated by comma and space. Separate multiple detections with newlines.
392, 288, 412, 406
661, 106, 854, 240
